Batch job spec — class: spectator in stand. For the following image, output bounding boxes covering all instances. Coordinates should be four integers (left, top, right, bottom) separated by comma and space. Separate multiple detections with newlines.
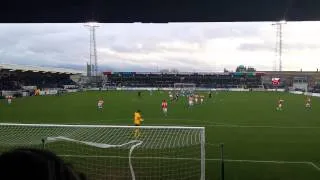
0, 148, 86, 180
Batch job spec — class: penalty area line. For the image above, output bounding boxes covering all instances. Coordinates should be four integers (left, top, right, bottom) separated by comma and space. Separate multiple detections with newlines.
58, 154, 320, 172
143, 119, 320, 129
128, 118, 320, 129
49, 118, 320, 129
222, 159, 320, 172
205, 124, 320, 129
309, 162, 320, 171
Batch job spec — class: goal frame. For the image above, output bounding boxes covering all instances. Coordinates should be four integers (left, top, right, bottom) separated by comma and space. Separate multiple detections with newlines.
174, 83, 197, 90
174, 83, 197, 96
0, 123, 205, 180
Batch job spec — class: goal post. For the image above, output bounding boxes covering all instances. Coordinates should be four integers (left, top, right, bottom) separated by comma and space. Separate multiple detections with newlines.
0, 123, 205, 180
174, 83, 197, 90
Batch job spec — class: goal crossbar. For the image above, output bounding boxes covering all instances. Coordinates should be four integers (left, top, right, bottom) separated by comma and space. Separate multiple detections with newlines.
0, 123, 204, 130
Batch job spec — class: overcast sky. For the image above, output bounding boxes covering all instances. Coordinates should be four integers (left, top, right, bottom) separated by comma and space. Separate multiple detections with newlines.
0, 22, 320, 72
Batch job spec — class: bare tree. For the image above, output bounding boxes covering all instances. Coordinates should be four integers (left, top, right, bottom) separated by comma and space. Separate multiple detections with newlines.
160, 69, 170, 73
170, 68, 179, 73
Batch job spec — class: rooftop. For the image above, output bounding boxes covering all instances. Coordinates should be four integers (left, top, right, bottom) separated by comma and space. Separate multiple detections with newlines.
0, 64, 85, 75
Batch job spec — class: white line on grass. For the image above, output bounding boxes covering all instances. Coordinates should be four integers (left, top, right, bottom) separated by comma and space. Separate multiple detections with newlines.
7, 119, 320, 129
309, 162, 320, 171
59, 154, 320, 172
140, 118, 320, 129
67, 121, 320, 129
204, 124, 320, 129
146, 123, 320, 129
30, 118, 320, 129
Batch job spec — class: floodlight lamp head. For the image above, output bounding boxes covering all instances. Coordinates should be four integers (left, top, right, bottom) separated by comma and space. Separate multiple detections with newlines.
85, 21, 100, 27
279, 20, 287, 24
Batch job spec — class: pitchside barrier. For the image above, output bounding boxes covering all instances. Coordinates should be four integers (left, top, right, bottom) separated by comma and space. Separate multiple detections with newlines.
0, 123, 205, 180
289, 91, 320, 97
4, 88, 320, 98
113, 87, 253, 91
79, 88, 320, 98
1, 88, 283, 96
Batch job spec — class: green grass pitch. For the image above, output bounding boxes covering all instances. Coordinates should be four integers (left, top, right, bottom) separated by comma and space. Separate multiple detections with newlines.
1, 91, 320, 180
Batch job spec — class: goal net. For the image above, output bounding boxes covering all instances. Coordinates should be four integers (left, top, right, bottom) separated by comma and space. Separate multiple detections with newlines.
174, 83, 196, 96
0, 123, 205, 180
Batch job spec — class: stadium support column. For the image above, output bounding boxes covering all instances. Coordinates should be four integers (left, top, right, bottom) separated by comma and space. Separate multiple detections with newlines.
272, 20, 286, 72
84, 22, 99, 77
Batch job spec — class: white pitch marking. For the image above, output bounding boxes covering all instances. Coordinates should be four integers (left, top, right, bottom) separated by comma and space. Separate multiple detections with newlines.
309, 162, 320, 171
138, 118, 320, 129
204, 124, 320, 129
58, 154, 320, 171
24, 118, 320, 129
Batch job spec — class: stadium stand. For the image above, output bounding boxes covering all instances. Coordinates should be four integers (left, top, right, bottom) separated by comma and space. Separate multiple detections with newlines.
103, 71, 265, 88
102, 66, 320, 91
0, 64, 84, 91
2, 63, 320, 93
262, 71, 320, 91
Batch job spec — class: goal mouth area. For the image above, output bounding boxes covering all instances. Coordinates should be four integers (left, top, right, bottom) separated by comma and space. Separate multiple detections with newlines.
0, 123, 206, 180
0, 123, 205, 130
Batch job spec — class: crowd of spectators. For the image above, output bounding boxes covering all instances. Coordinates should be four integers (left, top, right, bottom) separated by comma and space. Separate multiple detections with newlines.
0, 70, 76, 91
105, 73, 263, 88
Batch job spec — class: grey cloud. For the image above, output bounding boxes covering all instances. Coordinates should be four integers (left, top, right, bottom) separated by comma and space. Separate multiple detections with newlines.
239, 42, 320, 51
98, 23, 263, 56
1, 22, 319, 72
106, 44, 134, 52
172, 57, 209, 66
202, 27, 258, 39
285, 43, 320, 50
107, 42, 158, 53
172, 22, 263, 41
0, 24, 89, 66
98, 58, 159, 72
238, 43, 274, 51
0, 22, 263, 72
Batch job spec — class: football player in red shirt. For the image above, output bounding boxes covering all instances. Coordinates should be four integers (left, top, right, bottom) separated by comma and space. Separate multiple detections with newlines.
161, 100, 168, 116
7, 96, 13, 105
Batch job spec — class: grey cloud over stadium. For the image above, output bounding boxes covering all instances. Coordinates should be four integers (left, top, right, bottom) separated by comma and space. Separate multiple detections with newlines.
0, 22, 320, 72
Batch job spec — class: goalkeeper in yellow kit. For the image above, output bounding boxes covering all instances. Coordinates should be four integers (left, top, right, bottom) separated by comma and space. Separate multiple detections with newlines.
134, 110, 143, 138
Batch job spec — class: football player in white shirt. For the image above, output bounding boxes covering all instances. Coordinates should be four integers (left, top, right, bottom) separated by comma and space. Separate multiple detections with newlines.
188, 96, 194, 108
200, 96, 204, 104
194, 95, 199, 104
7, 96, 13, 105
97, 98, 104, 109
276, 98, 284, 111
305, 96, 311, 108
169, 92, 173, 101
